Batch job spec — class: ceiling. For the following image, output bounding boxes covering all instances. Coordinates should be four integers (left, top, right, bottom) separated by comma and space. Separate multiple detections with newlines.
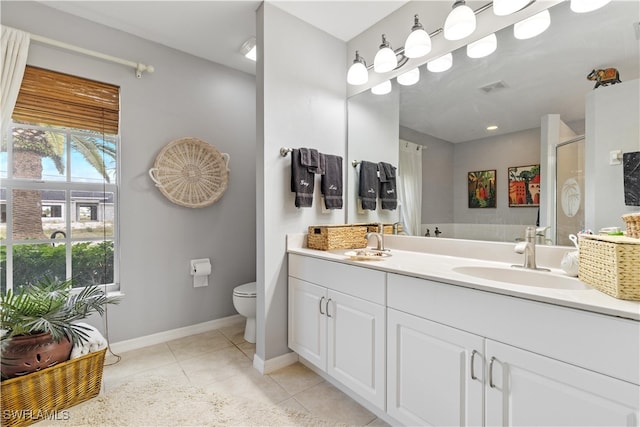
38, 0, 408, 76
35, 1, 639, 144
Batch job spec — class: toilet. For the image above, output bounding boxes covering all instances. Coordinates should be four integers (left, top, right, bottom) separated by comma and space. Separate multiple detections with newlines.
232, 282, 256, 343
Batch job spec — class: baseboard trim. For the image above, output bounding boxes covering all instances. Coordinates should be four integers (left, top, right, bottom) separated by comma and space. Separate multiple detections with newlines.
253, 351, 298, 374
109, 314, 243, 354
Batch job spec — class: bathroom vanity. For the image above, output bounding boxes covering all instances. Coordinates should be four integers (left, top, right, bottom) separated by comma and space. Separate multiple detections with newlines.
286, 234, 640, 426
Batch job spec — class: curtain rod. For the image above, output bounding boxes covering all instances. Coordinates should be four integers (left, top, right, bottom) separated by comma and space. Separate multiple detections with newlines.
29, 32, 154, 79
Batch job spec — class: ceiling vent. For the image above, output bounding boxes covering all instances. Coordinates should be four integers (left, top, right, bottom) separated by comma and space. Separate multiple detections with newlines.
479, 80, 509, 94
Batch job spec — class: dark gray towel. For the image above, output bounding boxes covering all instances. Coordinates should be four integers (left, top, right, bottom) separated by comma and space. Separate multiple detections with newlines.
291, 149, 314, 207
321, 154, 343, 209
359, 161, 378, 210
300, 148, 325, 175
378, 162, 397, 210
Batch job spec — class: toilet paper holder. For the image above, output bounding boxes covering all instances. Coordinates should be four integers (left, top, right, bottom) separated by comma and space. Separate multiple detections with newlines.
190, 258, 211, 287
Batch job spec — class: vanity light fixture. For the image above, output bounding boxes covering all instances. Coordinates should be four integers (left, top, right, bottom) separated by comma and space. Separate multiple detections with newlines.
240, 37, 257, 61
514, 9, 551, 40
404, 15, 432, 58
570, 0, 612, 13
374, 34, 398, 73
397, 67, 420, 86
467, 33, 497, 58
444, 0, 477, 41
371, 80, 392, 95
493, 0, 532, 16
427, 53, 453, 73
347, 51, 369, 85
486, 125, 499, 131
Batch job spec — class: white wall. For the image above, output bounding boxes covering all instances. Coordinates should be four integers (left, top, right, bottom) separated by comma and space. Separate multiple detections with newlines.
585, 79, 640, 231
347, 88, 400, 225
2, 2, 257, 342
257, 4, 347, 362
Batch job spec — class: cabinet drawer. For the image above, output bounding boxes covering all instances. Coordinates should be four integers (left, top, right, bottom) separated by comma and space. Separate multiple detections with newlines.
388, 273, 640, 385
289, 254, 386, 305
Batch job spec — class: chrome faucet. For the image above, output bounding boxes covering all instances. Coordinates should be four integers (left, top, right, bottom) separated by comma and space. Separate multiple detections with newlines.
512, 226, 549, 271
365, 223, 387, 251
392, 222, 401, 235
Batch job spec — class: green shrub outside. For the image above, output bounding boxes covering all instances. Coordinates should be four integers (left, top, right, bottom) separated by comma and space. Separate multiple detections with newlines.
0, 241, 114, 294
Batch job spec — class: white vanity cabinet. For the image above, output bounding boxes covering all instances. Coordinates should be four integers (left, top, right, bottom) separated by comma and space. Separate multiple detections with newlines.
485, 339, 639, 426
288, 254, 386, 410
387, 308, 484, 426
387, 273, 640, 426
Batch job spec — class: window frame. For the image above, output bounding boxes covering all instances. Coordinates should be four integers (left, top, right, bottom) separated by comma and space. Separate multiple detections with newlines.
2, 121, 120, 293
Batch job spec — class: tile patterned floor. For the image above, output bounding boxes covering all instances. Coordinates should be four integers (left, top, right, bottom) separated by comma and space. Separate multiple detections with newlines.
102, 318, 388, 426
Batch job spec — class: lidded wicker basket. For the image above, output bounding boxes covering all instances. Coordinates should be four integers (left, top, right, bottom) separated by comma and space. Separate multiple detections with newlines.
622, 212, 640, 239
148, 137, 230, 208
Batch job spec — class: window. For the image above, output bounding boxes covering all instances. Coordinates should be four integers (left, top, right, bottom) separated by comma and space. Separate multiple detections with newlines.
1, 66, 120, 293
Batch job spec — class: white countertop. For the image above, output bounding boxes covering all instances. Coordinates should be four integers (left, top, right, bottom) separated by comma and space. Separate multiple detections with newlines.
287, 234, 640, 321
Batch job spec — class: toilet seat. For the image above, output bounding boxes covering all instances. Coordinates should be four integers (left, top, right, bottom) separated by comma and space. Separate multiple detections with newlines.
233, 282, 256, 298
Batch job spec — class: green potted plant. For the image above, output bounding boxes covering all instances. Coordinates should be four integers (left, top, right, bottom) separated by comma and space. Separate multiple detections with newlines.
1, 276, 119, 380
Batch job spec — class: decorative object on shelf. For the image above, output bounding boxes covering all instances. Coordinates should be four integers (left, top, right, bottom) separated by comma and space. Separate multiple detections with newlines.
508, 164, 540, 207
148, 137, 230, 208
578, 234, 640, 300
468, 169, 496, 208
587, 67, 621, 89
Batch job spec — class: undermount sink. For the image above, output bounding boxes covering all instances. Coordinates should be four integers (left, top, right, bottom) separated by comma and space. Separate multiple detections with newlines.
452, 266, 591, 290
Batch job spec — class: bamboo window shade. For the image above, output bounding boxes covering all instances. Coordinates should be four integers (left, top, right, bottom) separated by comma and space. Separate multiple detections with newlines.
12, 66, 120, 134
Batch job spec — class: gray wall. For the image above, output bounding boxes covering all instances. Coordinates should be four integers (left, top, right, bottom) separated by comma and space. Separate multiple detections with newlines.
586, 79, 640, 231
454, 128, 540, 227
257, 4, 347, 361
2, 2, 257, 342
400, 126, 453, 225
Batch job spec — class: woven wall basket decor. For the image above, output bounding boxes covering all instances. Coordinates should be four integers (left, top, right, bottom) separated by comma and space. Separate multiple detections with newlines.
148, 137, 230, 208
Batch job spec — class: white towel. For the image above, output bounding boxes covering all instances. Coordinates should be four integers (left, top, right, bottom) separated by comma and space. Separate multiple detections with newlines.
70, 322, 107, 359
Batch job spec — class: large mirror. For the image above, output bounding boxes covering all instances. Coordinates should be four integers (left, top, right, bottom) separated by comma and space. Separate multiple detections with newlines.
347, 1, 640, 244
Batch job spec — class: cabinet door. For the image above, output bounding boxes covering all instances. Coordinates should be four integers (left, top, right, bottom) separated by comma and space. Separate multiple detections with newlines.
486, 339, 640, 427
288, 277, 327, 370
327, 289, 386, 410
387, 308, 484, 426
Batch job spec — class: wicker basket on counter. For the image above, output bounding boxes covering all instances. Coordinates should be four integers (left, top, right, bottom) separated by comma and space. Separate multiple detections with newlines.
307, 223, 397, 251
622, 212, 640, 239
578, 234, 640, 300
0, 349, 106, 427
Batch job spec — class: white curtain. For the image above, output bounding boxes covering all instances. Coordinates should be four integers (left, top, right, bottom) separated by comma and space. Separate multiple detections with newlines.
398, 140, 423, 236
1, 26, 30, 134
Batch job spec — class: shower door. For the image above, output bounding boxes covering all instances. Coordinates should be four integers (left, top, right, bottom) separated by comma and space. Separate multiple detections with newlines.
556, 137, 585, 246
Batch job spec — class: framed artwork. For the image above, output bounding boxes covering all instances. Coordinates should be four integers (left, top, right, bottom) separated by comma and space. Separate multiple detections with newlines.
508, 164, 540, 207
468, 170, 496, 208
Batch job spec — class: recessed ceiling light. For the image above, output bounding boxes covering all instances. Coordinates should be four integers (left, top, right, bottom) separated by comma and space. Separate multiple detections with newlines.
486, 125, 498, 131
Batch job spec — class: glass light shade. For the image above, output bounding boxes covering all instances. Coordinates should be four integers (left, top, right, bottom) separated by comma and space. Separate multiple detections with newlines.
404, 29, 432, 58
397, 68, 420, 86
374, 46, 398, 73
467, 33, 497, 58
493, 0, 530, 16
514, 10, 551, 40
427, 53, 453, 73
570, 0, 612, 13
371, 80, 392, 95
347, 62, 368, 85
444, 3, 477, 41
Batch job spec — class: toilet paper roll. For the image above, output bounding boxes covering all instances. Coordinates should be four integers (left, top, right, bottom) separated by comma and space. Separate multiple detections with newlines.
193, 261, 211, 276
